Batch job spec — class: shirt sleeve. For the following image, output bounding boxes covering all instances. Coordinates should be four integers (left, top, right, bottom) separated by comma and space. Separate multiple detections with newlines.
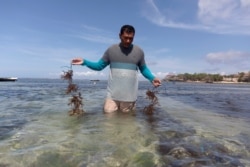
139, 65, 155, 82
82, 59, 109, 71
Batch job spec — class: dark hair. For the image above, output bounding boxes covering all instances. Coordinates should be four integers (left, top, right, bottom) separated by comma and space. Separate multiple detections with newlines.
120, 25, 135, 35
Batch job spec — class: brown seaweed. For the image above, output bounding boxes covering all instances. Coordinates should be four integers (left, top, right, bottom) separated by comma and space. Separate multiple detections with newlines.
68, 92, 84, 116
143, 89, 159, 114
61, 66, 84, 117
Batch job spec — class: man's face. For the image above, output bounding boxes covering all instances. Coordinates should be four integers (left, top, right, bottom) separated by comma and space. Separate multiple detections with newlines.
120, 31, 134, 48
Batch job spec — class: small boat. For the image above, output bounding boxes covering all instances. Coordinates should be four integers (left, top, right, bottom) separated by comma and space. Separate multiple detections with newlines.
0, 77, 18, 82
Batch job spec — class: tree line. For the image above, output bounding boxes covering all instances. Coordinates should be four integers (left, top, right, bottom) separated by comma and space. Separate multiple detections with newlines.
164, 72, 250, 83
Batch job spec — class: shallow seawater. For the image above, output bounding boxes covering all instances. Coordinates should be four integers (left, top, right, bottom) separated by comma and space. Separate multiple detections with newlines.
0, 79, 249, 167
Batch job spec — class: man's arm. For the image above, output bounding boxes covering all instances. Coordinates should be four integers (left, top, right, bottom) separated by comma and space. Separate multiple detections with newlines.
139, 65, 155, 81
139, 65, 161, 87
83, 59, 108, 71
72, 58, 108, 71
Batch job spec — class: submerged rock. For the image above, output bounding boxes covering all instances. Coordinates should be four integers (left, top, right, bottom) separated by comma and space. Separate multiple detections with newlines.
168, 146, 191, 159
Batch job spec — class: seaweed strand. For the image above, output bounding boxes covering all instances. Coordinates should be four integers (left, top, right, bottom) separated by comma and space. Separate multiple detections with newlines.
143, 88, 159, 114
61, 66, 84, 117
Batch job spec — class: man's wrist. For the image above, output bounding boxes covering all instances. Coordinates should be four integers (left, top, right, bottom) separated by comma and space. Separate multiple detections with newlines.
81, 59, 85, 65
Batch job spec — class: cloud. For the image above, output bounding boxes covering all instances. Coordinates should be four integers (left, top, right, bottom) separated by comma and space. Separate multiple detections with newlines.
76, 34, 116, 44
198, 0, 250, 34
71, 25, 117, 44
206, 50, 250, 64
16, 45, 100, 62
152, 48, 170, 55
155, 72, 170, 78
74, 71, 106, 77
142, 0, 250, 35
205, 50, 250, 73
81, 25, 104, 32
141, 0, 206, 30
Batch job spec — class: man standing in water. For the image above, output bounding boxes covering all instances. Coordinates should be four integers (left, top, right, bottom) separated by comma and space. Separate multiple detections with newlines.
71, 25, 161, 113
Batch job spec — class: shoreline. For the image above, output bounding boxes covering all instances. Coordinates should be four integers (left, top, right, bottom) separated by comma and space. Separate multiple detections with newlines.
165, 80, 249, 84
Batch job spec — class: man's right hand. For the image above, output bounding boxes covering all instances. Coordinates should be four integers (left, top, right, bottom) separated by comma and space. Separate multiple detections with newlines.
71, 58, 84, 65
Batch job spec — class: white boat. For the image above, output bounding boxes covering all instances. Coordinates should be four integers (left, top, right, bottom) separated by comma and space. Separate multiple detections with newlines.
0, 77, 18, 82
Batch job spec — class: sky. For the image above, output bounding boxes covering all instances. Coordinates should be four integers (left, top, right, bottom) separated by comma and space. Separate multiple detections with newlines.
1, 0, 250, 80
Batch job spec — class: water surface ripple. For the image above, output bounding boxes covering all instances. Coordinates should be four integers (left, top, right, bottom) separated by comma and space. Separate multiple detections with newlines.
0, 79, 249, 166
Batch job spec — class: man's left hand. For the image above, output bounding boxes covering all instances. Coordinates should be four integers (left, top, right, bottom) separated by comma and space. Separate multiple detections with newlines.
152, 78, 161, 87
